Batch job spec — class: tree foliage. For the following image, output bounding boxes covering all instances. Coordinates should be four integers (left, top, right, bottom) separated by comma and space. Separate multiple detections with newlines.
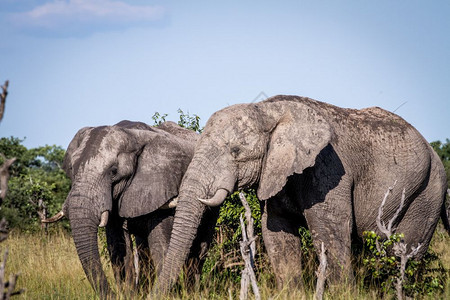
152, 109, 203, 133
362, 230, 447, 297
430, 139, 450, 187
0, 137, 70, 231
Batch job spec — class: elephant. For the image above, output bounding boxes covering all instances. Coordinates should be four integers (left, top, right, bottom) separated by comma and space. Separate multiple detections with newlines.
44, 120, 218, 298
156, 95, 449, 292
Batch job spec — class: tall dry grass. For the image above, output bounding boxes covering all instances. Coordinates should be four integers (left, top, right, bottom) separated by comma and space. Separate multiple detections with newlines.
1, 226, 449, 299
1, 229, 97, 299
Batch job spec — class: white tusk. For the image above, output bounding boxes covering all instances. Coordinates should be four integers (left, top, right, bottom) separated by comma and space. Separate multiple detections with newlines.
42, 211, 65, 223
161, 197, 178, 209
99, 211, 109, 227
198, 188, 228, 207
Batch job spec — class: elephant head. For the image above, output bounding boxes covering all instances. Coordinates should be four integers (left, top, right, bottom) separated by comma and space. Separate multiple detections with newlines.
48, 120, 197, 297
157, 98, 332, 291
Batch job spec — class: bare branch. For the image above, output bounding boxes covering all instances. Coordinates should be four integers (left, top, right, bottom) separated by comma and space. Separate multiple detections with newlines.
376, 181, 397, 238
314, 242, 328, 300
407, 244, 422, 260
0, 157, 17, 203
239, 192, 256, 266
376, 181, 407, 239
376, 182, 422, 300
0, 81, 9, 123
238, 192, 260, 300
386, 188, 406, 234
0, 219, 7, 243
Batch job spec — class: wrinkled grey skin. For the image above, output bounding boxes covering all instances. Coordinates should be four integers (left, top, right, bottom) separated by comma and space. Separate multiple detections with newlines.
61, 120, 216, 298
157, 95, 449, 291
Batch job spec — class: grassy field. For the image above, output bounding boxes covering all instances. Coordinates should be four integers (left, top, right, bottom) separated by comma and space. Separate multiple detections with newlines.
2, 226, 449, 299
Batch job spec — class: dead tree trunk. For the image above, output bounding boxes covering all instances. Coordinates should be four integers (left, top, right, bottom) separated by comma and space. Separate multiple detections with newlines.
238, 192, 260, 300
0, 81, 24, 298
0, 81, 15, 206
376, 182, 422, 300
314, 242, 328, 300
0, 81, 9, 123
0, 154, 16, 205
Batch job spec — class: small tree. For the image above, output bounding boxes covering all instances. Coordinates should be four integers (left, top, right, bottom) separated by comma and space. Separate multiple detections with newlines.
0, 138, 70, 231
362, 182, 447, 298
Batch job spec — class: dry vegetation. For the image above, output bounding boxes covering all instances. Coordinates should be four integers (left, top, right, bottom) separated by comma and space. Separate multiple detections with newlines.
1, 225, 449, 300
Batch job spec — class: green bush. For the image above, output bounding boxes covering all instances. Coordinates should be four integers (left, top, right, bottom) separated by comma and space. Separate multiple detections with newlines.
201, 190, 261, 285
152, 109, 202, 133
361, 230, 447, 297
0, 137, 70, 231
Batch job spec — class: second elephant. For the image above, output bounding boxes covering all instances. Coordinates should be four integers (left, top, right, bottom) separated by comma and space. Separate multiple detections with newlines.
157, 95, 449, 292
45, 120, 217, 298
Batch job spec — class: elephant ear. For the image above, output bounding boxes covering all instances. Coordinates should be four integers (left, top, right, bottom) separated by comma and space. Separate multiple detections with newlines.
257, 102, 332, 200
63, 126, 94, 179
118, 130, 195, 218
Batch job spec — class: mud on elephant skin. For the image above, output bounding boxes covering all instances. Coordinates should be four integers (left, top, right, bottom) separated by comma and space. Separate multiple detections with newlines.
44, 120, 217, 298
157, 95, 449, 292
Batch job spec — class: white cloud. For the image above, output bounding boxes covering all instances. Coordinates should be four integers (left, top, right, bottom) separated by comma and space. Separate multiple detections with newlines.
9, 0, 166, 36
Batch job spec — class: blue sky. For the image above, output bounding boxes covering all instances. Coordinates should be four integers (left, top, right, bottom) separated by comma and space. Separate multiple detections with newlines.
1, 0, 449, 149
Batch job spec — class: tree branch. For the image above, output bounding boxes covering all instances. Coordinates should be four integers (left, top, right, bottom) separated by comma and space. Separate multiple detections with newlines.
0, 156, 16, 203
376, 180, 397, 238
314, 242, 328, 300
0, 81, 9, 123
376, 183, 422, 300
238, 192, 260, 300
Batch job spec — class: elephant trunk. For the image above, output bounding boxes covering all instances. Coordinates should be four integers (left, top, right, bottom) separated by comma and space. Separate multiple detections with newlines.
69, 205, 112, 299
156, 146, 235, 293
156, 191, 206, 292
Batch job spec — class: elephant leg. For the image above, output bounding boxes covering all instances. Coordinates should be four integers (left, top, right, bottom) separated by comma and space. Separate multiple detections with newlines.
106, 218, 136, 288
147, 211, 174, 276
262, 195, 304, 289
303, 184, 354, 285
395, 159, 446, 258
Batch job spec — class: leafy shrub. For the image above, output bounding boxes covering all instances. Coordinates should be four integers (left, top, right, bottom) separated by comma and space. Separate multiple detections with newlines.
152, 109, 203, 133
201, 190, 261, 285
0, 137, 70, 231
176, 109, 202, 133
361, 230, 447, 297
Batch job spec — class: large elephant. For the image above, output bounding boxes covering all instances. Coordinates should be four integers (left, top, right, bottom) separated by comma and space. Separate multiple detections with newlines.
44, 120, 217, 298
157, 95, 449, 291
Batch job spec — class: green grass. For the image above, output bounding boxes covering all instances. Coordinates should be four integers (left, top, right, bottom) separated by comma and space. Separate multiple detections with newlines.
2, 226, 449, 299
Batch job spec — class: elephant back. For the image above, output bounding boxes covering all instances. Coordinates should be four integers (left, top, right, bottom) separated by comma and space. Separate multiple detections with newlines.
157, 121, 200, 143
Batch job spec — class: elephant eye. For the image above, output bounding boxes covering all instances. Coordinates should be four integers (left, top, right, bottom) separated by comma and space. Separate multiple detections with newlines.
110, 166, 118, 177
230, 146, 241, 158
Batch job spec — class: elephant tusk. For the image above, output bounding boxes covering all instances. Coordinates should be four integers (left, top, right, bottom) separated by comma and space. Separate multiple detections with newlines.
161, 197, 178, 209
99, 211, 109, 227
198, 188, 228, 207
42, 210, 65, 223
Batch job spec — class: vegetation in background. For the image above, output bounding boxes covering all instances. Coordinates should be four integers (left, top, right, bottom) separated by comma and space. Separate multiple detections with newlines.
361, 231, 447, 298
431, 139, 450, 187
0, 137, 70, 231
152, 109, 203, 133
